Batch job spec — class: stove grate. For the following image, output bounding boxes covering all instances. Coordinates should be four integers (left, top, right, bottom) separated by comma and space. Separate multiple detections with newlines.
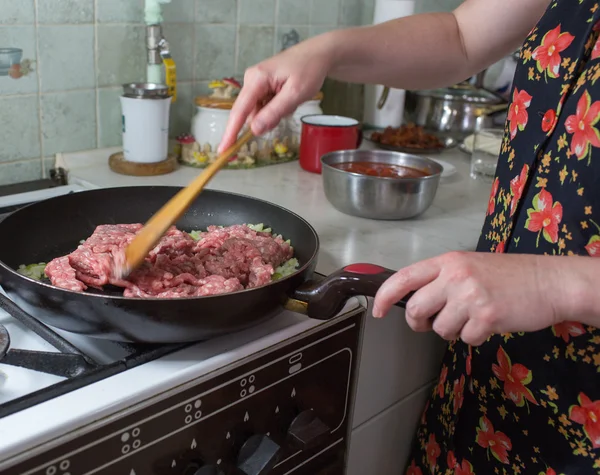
0, 293, 189, 419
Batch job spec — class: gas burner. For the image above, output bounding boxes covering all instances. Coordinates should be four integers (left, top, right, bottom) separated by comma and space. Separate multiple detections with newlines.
0, 293, 188, 418
0, 324, 8, 360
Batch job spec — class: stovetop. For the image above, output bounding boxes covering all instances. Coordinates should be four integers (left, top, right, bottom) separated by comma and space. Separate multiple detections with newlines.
0, 179, 364, 467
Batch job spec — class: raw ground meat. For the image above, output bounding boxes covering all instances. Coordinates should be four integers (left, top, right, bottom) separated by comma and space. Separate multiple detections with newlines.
44, 224, 294, 298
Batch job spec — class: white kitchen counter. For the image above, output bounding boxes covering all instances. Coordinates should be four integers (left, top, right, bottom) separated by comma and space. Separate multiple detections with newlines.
61, 144, 493, 475
64, 145, 492, 275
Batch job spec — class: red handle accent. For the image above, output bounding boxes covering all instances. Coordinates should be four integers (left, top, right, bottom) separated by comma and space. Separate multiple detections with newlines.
343, 263, 386, 275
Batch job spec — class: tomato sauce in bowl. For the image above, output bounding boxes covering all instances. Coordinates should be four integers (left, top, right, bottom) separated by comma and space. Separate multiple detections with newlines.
331, 161, 430, 179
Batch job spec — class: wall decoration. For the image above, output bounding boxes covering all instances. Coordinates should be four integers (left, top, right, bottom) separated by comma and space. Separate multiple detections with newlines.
0, 47, 35, 79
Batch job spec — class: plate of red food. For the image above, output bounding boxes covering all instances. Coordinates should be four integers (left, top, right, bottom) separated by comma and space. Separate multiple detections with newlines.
364, 124, 458, 154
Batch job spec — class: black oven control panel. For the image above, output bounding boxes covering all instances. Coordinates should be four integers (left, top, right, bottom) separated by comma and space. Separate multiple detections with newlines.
3, 310, 363, 475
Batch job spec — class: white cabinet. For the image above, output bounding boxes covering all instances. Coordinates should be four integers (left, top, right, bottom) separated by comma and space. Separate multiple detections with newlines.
347, 384, 433, 475
352, 305, 445, 428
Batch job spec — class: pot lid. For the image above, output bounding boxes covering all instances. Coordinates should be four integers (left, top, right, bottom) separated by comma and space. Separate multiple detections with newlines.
122, 83, 170, 98
415, 86, 501, 104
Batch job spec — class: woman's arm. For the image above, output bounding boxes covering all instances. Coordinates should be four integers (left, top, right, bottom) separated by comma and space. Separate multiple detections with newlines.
220, 0, 550, 148
327, 0, 550, 89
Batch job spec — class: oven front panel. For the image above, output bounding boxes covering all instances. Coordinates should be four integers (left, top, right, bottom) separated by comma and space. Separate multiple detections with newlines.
3, 312, 363, 475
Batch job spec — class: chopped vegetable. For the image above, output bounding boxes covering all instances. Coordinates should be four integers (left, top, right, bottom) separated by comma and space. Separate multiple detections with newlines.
273, 258, 299, 281
246, 223, 272, 233
17, 263, 47, 281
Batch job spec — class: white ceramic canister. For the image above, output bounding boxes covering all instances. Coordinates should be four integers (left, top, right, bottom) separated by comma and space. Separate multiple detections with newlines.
120, 83, 171, 163
288, 92, 324, 144
192, 104, 232, 152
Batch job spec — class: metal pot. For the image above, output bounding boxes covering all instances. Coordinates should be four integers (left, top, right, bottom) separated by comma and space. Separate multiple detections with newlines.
403, 87, 507, 140
321, 150, 443, 221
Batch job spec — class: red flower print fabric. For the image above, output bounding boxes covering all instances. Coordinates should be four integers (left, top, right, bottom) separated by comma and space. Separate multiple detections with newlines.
507, 88, 532, 139
425, 434, 441, 472
532, 25, 574, 78
475, 416, 513, 464
551, 321, 586, 342
491, 346, 538, 407
564, 90, 600, 160
509, 164, 529, 216
487, 177, 499, 216
525, 188, 563, 244
406, 1, 600, 474
569, 393, 600, 448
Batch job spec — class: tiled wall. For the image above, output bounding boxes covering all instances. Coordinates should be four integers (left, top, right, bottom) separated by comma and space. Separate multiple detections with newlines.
415, 0, 463, 13
0, 0, 460, 186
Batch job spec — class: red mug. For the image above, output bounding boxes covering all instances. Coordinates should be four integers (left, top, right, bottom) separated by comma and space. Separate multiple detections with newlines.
299, 115, 362, 174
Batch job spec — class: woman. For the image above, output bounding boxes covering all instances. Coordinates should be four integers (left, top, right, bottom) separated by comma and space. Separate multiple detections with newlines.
222, 0, 600, 472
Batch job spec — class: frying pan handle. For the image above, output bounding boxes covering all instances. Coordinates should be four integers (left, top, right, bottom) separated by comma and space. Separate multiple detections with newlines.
292, 263, 413, 320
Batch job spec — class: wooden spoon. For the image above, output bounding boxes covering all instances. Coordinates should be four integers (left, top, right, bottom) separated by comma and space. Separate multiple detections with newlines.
115, 128, 254, 279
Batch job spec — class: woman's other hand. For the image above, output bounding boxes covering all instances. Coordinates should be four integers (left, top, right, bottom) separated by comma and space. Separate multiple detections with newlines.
372, 251, 587, 346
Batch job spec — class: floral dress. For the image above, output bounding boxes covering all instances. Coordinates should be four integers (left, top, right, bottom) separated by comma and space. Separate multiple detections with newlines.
406, 1, 600, 474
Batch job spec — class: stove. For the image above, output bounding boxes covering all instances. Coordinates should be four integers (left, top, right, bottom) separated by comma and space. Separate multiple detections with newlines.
0, 182, 365, 475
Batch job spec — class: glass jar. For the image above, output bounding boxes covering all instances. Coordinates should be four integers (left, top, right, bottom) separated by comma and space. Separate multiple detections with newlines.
187, 95, 298, 169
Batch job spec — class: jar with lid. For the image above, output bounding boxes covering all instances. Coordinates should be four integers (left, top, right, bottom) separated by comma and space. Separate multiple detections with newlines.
188, 78, 298, 169
288, 92, 324, 145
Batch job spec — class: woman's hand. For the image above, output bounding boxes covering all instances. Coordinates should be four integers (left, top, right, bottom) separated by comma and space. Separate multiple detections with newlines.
372, 251, 588, 346
219, 36, 336, 152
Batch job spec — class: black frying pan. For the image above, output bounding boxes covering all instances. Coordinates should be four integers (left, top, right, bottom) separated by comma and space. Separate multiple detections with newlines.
0, 186, 406, 343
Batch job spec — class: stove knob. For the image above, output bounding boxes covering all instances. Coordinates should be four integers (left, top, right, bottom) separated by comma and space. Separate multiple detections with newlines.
183, 462, 224, 475
287, 409, 330, 450
193, 466, 224, 475
237, 434, 280, 475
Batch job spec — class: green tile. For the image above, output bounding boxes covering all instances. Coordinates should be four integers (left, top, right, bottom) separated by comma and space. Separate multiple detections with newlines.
239, 0, 275, 24
43, 156, 55, 177
97, 0, 144, 22
276, 26, 308, 52
339, 0, 362, 26
361, 0, 375, 25
162, 0, 195, 22
310, 0, 339, 25
37, 0, 94, 24
162, 23, 194, 82
0, 95, 40, 162
0, 159, 42, 186
0, 26, 38, 95
194, 24, 236, 80
278, 0, 309, 25
195, 0, 237, 23
237, 25, 274, 74
194, 80, 212, 97
41, 90, 96, 155
97, 25, 146, 87
98, 87, 122, 148
415, 0, 462, 13
38, 25, 95, 92
0, 0, 35, 24
309, 25, 337, 38
170, 81, 194, 137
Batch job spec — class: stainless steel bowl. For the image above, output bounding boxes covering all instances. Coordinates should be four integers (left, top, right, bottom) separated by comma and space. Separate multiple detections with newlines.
321, 150, 443, 220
